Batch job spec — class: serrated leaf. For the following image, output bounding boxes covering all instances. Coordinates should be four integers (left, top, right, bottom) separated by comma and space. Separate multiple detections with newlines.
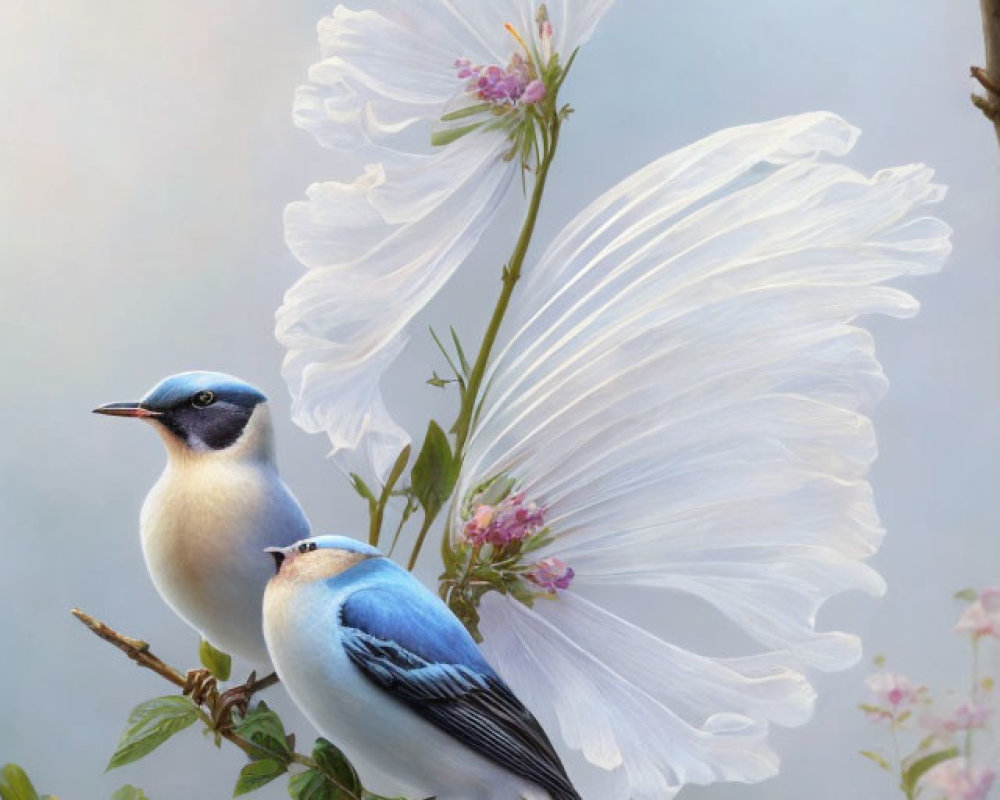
287, 770, 329, 800
233, 759, 286, 796
111, 786, 150, 800
0, 764, 40, 800
107, 697, 198, 770
430, 121, 485, 147
232, 702, 292, 764
859, 750, 891, 771
199, 639, 232, 682
900, 748, 959, 796
312, 739, 361, 797
955, 588, 979, 603
410, 421, 456, 518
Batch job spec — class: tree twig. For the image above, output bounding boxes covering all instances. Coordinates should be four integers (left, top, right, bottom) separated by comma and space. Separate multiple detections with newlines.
974, 0, 1000, 142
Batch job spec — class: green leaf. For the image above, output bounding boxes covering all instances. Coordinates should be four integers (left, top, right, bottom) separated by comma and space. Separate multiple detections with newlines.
312, 739, 361, 797
349, 474, 377, 506
440, 103, 491, 122
872, 654, 886, 668
199, 639, 232, 682
286, 740, 363, 799
450, 327, 470, 377
410, 421, 457, 518
287, 770, 330, 800
955, 588, 979, 603
0, 764, 40, 800
859, 750, 891, 771
430, 121, 484, 147
382, 447, 410, 500
900, 748, 959, 796
233, 759, 286, 796
111, 786, 150, 800
232, 702, 292, 764
107, 696, 198, 770
426, 372, 453, 389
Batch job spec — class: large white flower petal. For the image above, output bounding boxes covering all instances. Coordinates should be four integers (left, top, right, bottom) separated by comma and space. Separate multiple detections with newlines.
457, 112, 951, 794
278, 134, 513, 479
281, 1, 617, 479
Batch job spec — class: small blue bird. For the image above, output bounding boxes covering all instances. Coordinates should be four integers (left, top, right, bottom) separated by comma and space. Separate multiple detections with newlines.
94, 372, 310, 667
263, 535, 581, 800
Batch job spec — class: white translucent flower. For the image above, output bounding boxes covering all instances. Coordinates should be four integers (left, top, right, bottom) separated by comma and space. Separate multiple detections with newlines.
278, 0, 614, 481
452, 112, 951, 797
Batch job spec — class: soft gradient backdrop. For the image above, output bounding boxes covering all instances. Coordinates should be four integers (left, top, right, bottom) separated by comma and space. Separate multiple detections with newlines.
1, 1, 998, 798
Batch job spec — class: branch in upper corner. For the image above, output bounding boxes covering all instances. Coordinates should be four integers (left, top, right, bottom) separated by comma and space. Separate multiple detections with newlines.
974, 0, 1000, 143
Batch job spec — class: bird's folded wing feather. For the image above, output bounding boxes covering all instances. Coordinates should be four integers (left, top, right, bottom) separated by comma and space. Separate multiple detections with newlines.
339, 578, 579, 799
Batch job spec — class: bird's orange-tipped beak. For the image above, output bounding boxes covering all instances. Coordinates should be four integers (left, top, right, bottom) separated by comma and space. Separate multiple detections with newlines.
92, 402, 162, 419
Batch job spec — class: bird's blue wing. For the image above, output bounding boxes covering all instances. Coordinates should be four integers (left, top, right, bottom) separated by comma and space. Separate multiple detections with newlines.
339, 561, 580, 800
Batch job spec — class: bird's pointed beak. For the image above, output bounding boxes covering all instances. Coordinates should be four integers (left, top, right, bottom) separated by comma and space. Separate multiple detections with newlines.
265, 546, 293, 574
92, 402, 162, 419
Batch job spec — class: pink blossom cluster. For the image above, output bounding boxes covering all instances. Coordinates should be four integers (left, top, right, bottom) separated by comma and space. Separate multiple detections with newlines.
956, 587, 1000, 639
920, 697, 992, 737
864, 671, 927, 720
526, 557, 575, 593
462, 492, 545, 548
922, 759, 996, 800
454, 55, 545, 106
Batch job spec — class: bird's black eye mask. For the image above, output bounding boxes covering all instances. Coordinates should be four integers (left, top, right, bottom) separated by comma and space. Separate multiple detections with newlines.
155, 394, 263, 451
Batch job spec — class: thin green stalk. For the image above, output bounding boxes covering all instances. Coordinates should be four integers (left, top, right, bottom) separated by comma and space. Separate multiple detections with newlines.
407, 115, 563, 573
407, 514, 438, 572
965, 637, 981, 759
453, 116, 561, 458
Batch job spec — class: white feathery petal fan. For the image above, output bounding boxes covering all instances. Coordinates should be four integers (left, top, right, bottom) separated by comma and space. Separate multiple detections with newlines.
279, 135, 512, 479
281, 0, 618, 480
458, 112, 951, 796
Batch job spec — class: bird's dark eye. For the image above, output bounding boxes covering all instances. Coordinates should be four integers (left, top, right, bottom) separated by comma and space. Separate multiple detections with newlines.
308, 542, 318, 552
298, 543, 309, 554
192, 390, 216, 408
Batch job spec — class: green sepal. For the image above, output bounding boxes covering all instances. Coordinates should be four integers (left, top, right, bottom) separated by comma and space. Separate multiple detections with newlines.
431, 121, 485, 147
440, 103, 491, 122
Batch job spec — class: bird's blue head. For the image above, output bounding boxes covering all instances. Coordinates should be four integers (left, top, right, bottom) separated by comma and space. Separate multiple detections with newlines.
94, 371, 268, 452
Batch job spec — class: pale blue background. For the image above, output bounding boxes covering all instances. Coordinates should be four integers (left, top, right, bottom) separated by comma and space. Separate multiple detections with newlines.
1, 1, 998, 798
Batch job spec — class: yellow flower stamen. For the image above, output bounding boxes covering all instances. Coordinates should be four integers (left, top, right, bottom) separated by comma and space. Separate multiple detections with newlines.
504, 23, 531, 58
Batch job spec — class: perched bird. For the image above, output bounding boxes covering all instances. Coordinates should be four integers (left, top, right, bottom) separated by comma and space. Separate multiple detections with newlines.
94, 371, 309, 666
263, 535, 581, 800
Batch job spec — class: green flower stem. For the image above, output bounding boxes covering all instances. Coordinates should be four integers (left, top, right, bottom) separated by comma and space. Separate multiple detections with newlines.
407, 512, 438, 572
965, 636, 981, 760
406, 112, 563, 573
453, 116, 561, 458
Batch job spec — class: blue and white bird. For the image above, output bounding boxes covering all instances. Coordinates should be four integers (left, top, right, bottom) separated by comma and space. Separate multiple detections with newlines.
262, 535, 581, 800
94, 371, 310, 666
